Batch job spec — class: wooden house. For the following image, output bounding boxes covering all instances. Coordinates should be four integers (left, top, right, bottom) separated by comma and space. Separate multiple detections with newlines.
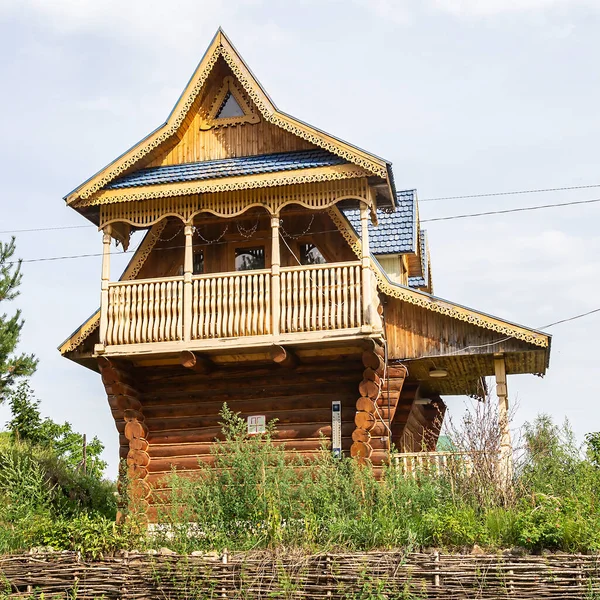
59, 29, 551, 516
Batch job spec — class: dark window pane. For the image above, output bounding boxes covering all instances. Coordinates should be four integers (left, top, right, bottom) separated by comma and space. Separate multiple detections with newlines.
300, 243, 326, 265
193, 250, 204, 275
217, 93, 244, 118
235, 246, 265, 271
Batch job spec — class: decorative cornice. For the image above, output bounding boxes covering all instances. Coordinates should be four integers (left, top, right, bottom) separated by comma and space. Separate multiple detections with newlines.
77, 165, 369, 208
68, 33, 389, 204
59, 220, 167, 354
99, 179, 370, 228
327, 206, 550, 349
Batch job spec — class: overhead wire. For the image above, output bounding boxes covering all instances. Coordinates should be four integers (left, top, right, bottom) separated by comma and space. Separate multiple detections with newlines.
420, 197, 600, 223
420, 183, 600, 202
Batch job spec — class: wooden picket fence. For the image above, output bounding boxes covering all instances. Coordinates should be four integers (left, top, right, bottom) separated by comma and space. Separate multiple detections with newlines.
1, 550, 600, 599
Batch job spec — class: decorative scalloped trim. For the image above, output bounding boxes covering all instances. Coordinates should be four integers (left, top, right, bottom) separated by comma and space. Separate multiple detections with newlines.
327, 206, 549, 349
60, 220, 167, 354
201, 75, 260, 129
73, 39, 388, 202
99, 179, 370, 228
78, 165, 369, 208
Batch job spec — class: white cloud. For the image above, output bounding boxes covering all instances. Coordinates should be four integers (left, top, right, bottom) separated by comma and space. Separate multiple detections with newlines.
431, 0, 592, 16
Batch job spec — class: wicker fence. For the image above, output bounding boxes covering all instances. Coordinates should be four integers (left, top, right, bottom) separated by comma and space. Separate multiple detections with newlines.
1, 551, 599, 599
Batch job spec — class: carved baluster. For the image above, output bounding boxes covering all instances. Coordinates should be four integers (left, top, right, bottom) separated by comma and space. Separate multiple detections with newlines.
342, 266, 349, 328
233, 276, 240, 336
264, 272, 271, 334
323, 268, 330, 330
292, 270, 299, 333
191, 280, 198, 340
227, 277, 235, 337
252, 274, 259, 335
215, 277, 223, 338
164, 281, 172, 341
286, 272, 293, 333
258, 274, 265, 335
349, 267, 356, 328
336, 267, 342, 329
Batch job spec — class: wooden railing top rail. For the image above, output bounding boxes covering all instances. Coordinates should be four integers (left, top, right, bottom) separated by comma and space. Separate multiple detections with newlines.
191, 268, 270, 280
281, 260, 361, 273
108, 275, 184, 287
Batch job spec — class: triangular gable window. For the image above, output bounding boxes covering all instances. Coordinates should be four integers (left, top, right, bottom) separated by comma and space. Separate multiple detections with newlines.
201, 75, 260, 130
217, 93, 245, 119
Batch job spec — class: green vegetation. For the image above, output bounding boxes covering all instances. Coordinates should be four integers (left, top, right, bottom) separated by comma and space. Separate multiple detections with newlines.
0, 237, 37, 403
2, 402, 600, 557
150, 407, 600, 554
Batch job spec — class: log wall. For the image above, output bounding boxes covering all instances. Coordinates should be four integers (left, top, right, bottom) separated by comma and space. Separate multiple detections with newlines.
130, 362, 364, 492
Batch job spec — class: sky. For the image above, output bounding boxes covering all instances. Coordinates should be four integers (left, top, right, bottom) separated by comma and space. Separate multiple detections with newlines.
0, 0, 599, 477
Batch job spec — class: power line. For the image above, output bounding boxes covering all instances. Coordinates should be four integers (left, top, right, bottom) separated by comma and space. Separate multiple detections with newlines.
0, 225, 93, 234
421, 197, 600, 223
541, 307, 600, 329
420, 183, 600, 202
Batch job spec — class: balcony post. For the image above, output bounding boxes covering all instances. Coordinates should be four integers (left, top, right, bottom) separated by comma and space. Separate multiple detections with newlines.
271, 215, 281, 338
360, 201, 372, 329
183, 223, 194, 342
494, 354, 513, 485
98, 225, 112, 346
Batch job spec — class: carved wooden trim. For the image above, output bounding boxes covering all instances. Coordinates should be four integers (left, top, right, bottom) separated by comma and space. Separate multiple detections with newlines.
328, 206, 550, 349
78, 165, 369, 208
69, 33, 388, 203
201, 75, 260, 129
98, 179, 370, 228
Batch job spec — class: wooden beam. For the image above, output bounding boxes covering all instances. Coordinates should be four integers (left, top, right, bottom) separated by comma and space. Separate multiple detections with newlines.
494, 354, 513, 483
179, 351, 214, 373
270, 345, 298, 368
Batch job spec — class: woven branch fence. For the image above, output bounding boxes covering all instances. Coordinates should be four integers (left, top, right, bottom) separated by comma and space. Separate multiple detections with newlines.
1, 551, 600, 599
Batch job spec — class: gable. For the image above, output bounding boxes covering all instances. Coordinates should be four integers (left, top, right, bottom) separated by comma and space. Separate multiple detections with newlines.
65, 29, 392, 206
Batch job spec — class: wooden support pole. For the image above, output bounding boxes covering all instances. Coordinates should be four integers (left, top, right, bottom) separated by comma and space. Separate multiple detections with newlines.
271, 215, 281, 338
494, 354, 513, 483
98, 226, 112, 347
359, 201, 371, 330
183, 224, 194, 342
179, 350, 213, 373
270, 344, 298, 368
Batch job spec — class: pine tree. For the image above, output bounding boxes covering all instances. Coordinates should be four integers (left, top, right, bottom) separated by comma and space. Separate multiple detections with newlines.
0, 237, 37, 403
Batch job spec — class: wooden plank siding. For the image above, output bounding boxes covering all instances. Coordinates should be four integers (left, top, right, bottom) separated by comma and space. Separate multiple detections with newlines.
144, 58, 316, 168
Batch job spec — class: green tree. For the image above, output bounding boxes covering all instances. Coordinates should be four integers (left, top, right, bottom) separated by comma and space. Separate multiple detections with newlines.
7, 381, 107, 478
0, 237, 37, 402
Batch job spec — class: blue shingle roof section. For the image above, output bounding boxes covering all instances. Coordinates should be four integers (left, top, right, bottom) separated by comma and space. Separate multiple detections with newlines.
341, 189, 418, 254
106, 149, 347, 189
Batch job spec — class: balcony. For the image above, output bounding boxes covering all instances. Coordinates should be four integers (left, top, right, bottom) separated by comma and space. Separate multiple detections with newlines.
99, 261, 376, 356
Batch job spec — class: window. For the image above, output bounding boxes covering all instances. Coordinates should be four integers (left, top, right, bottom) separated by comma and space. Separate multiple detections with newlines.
300, 243, 326, 265
217, 93, 244, 118
193, 249, 204, 275
235, 246, 265, 271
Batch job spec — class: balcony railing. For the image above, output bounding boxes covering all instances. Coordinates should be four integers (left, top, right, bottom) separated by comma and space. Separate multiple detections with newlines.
104, 261, 366, 348
393, 451, 476, 478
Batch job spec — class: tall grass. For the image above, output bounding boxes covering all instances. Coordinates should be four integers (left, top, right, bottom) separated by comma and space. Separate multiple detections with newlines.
152, 406, 600, 554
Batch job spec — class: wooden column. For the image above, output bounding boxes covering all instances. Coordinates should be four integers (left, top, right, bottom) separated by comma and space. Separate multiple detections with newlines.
494, 354, 513, 483
359, 201, 372, 330
183, 224, 194, 342
99, 226, 112, 347
271, 215, 281, 337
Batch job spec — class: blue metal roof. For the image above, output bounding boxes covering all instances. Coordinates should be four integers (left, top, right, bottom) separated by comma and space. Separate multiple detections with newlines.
341, 189, 418, 254
105, 149, 347, 189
